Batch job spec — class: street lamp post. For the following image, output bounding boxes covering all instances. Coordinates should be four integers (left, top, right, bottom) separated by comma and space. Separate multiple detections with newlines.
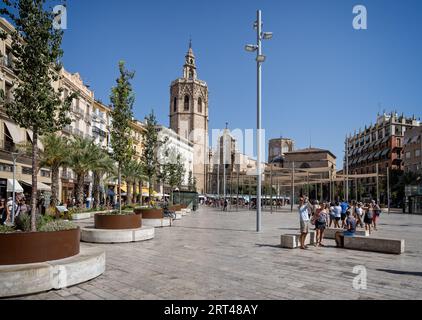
245, 9, 272, 232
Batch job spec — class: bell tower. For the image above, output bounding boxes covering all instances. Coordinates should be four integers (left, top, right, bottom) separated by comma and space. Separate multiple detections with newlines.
169, 42, 209, 194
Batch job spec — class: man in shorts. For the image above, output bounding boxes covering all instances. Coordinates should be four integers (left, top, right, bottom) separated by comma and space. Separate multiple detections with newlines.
335, 211, 357, 247
298, 197, 312, 250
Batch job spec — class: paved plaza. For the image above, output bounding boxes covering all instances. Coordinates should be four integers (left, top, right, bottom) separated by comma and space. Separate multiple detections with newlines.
18, 207, 422, 300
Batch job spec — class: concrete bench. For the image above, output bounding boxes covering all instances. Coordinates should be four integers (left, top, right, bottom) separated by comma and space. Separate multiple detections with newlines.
280, 232, 316, 249
324, 228, 369, 239
344, 236, 405, 255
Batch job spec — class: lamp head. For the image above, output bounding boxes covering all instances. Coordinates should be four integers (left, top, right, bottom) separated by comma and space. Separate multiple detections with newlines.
262, 32, 273, 40
245, 44, 258, 52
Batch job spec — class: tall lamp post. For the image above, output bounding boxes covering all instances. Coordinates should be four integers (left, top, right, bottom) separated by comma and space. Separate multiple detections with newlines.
245, 10, 273, 232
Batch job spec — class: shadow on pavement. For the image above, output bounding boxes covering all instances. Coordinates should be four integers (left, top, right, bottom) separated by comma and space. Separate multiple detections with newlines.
376, 269, 422, 277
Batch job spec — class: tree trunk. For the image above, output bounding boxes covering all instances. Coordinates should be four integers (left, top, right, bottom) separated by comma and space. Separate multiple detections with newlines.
51, 166, 59, 207
139, 180, 142, 206
148, 177, 152, 206
31, 132, 39, 232
118, 164, 122, 214
126, 179, 132, 205
76, 173, 85, 209
133, 182, 137, 203
93, 171, 100, 209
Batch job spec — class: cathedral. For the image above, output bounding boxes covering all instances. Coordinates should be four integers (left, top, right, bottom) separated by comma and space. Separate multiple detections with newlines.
169, 43, 209, 194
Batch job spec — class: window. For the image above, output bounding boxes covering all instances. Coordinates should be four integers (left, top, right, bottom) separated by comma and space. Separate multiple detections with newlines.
41, 170, 50, 178
184, 95, 190, 111
396, 138, 401, 147
0, 163, 13, 172
416, 150, 421, 158
406, 152, 411, 159
5, 82, 13, 102
173, 97, 177, 112
198, 97, 202, 113
22, 167, 33, 175
189, 70, 194, 79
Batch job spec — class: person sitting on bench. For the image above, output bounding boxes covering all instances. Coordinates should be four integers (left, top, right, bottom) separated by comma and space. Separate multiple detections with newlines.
335, 211, 357, 248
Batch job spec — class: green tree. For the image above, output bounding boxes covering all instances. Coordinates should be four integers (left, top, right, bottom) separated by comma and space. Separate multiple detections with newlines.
110, 61, 135, 212
91, 149, 115, 209
121, 160, 139, 205
187, 171, 193, 191
141, 111, 165, 202
68, 136, 99, 209
39, 133, 69, 207
0, 0, 75, 231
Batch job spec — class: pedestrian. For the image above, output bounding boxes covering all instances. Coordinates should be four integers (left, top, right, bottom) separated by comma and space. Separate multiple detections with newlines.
372, 200, 381, 231
223, 198, 228, 212
335, 210, 357, 247
0, 199, 9, 226
298, 197, 312, 250
313, 203, 328, 247
354, 202, 365, 228
364, 202, 374, 234
340, 200, 349, 228
332, 201, 342, 228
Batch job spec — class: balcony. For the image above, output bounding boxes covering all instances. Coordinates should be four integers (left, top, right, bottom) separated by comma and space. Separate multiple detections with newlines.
92, 126, 107, 138
1, 55, 14, 71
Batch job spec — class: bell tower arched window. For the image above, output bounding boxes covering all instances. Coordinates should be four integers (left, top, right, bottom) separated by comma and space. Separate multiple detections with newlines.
173, 97, 177, 112
198, 97, 202, 113
184, 95, 190, 111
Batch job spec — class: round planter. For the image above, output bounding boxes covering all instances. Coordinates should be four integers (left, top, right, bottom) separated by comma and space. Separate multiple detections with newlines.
169, 205, 182, 212
94, 214, 141, 230
134, 208, 164, 219
0, 228, 80, 266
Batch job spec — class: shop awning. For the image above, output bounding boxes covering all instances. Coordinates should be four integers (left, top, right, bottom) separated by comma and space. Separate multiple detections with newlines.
3, 121, 26, 144
381, 149, 390, 157
7, 179, 24, 193
20, 180, 51, 192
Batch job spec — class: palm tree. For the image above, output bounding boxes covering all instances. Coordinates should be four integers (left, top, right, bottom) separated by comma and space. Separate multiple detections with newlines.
39, 133, 70, 206
68, 136, 99, 208
91, 148, 116, 209
121, 160, 140, 205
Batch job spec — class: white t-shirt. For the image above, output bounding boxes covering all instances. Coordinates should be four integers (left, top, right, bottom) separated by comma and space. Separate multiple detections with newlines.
299, 205, 310, 222
333, 206, 342, 218
356, 207, 363, 217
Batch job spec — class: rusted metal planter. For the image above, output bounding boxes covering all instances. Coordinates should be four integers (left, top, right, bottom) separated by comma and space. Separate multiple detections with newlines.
94, 214, 142, 230
0, 228, 80, 266
134, 208, 164, 219
169, 205, 182, 212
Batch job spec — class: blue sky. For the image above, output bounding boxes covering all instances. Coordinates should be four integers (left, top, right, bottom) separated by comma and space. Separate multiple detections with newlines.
58, 0, 422, 166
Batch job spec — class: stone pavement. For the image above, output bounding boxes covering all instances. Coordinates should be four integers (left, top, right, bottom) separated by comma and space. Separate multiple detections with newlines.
16, 207, 422, 300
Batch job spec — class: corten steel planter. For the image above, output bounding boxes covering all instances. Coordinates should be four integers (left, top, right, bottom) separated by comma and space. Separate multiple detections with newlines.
94, 214, 142, 230
181, 204, 188, 209
169, 205, 182, 212
134, 208, 164, 219
0, 228, 80, 266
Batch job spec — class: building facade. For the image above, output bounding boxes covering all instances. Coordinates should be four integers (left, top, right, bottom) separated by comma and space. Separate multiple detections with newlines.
346, 112, 420, 199
403, 126, 422, 174
268, 138, 294, 163
157, 125, 194, 189
169, 43, 209, 194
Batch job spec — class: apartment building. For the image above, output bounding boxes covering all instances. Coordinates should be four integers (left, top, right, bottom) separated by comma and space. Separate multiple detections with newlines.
346, 112, 420, 199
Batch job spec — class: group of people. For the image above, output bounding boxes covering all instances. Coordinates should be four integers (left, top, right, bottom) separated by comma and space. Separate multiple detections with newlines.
298, 197, 382, 250
0, 197, 31, 226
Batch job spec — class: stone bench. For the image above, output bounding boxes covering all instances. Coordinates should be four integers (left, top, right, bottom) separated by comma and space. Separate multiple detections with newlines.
344, 236, 405, 255
81, 226, 155, 244
323, 228, 369, 239
280, 232, 316, 249
142, 217, 172, 228
0, 247, 105, 298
